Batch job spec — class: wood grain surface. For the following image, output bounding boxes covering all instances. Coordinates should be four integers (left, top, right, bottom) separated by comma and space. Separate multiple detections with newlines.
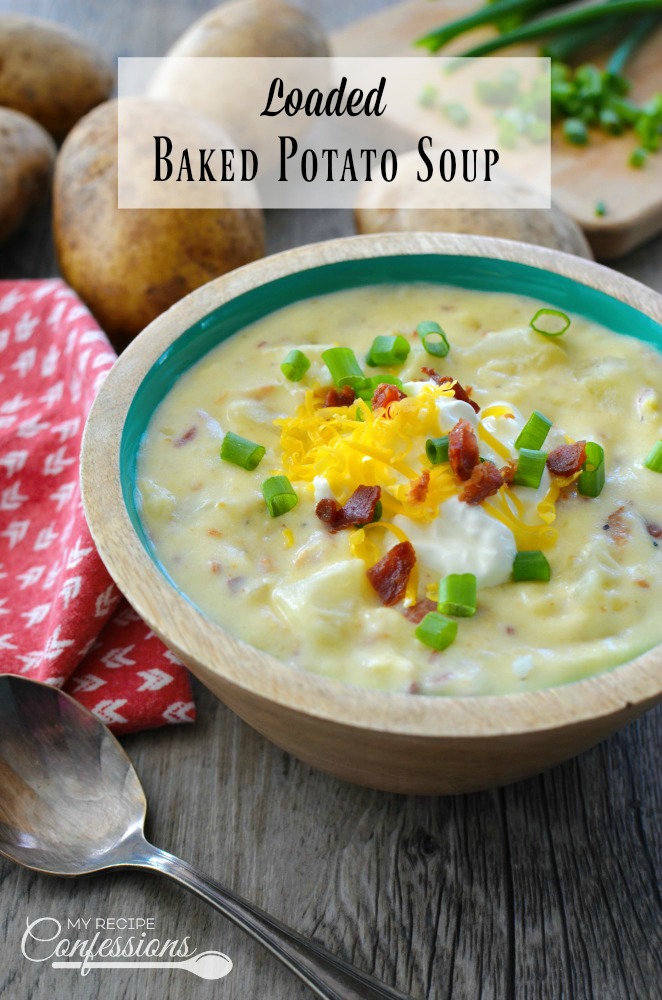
0, 1, 661, 999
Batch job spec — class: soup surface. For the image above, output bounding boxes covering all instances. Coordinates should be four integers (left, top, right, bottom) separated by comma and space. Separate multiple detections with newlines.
137, 283, 662, 695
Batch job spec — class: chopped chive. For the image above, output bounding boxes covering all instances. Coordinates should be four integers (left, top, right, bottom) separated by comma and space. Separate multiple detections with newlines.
578, 441, 606, 496
443, 101, 470, 127
321, 347, 367, 391
372, 500, 383, 523
563, 117, 589, 145
417, 320, 450, 358
629, 146, 648, 168
643, 440, 662, 472
415, 611, 458, 651
261, 475, 298, 517
220, 431, 265, 471
595, 199, 607, 217
514, 411, 552, 450
438, 573, 477, 617
513, 448, 547, 489
426, 435, 450, 465
280, 348, 310, 382
530, 308, 571, 337
512, 550, 551, 582
366, 334, 411, 367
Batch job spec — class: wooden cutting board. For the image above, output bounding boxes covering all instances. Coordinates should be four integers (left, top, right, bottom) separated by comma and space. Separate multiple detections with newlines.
331, 0, 662, 259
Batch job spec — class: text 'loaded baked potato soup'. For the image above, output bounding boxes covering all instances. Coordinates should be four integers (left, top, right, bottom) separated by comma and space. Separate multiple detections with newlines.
137, 283, 662, 696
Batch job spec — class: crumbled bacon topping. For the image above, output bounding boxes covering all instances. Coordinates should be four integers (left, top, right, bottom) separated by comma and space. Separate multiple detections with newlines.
422, 367, 480, 413
606, 505, 631, 545
372, 382, 407, 411
448, 418, 480, 481
500, 460, 518, 486
646, 521, 662, 540
547, 441, 587, 477
323, 385, 356, 408
408, 469, 430, 504
403, 597, 437, 623
367, 541, 416, 606
173, 426, 197, 447
315, 484, 381, 531
459, 460, 504, 505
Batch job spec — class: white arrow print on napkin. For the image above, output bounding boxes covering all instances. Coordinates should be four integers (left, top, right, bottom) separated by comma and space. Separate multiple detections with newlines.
101, 645, 136, 669
93, 700, 128, 725
137, 668, 174, 692
163, 701, 196, 723
70, 674, 106, 694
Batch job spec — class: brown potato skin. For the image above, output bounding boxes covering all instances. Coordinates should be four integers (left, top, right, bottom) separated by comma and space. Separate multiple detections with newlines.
165, 0, 330, 57
0, 107, 56, 245
53, 101, 265, 348
0, 15, 114, 142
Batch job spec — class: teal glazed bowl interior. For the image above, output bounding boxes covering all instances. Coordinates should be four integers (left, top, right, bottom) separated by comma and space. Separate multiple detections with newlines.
82, 233, 662, 795
121, 252, 662, 554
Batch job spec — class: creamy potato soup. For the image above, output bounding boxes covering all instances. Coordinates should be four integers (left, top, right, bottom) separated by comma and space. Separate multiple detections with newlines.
137, 284, 662, 696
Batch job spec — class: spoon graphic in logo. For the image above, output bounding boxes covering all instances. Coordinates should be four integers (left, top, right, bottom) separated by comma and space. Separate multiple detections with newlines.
51, 951, 234, 980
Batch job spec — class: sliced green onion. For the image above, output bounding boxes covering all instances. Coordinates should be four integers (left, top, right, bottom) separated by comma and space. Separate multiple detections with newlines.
220, 431, 265, 471
417, 320, 450, 358
643, 440, 662, 472
426, 435, 450, 465
261, 475, 298, 517
563, 117, 589, 145
512, 550, 551, 582
530, 308, 571, 338
595, 200, 607, 217
415, 611, 458, 651
578, 441, 606, 496
630, 146, 648, 168
438, 573, 477, 617
372, 500, 383, 523
366, 334, 411, 367
514, 411, 552, 450
321, 347, 367, 391
513, 448, 547, 489
280, 348, 310, 382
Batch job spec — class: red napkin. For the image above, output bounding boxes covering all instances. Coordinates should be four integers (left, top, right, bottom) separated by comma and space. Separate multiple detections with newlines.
0, 280, 195, 734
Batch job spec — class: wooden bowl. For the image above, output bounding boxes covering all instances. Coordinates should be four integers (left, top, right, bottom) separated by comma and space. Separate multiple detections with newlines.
81, 233, 662, 795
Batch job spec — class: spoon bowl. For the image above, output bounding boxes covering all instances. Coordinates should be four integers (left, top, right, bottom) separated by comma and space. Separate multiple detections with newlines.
0, 675, 413, 1000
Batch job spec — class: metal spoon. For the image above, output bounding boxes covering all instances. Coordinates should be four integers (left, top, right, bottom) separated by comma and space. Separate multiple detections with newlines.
0, 675, 414, 1000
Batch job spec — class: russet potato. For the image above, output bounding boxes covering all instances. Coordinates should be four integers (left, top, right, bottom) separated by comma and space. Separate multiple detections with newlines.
53, 100, 265, 348
354, 151, 593, 259
0, 107, 56, 245
0, 14, 114, 142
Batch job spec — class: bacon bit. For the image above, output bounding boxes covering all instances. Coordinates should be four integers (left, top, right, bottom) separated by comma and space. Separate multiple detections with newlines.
316, 484, 381, 531
367, 541, 416, 606
606, 506, 631, 545
174, 425, 197, 447
547, 440, 587, 477
500, 460, 518, 487
210, 561, 221, 574
635, 579, 651, 588
506, 625, 516, 635
227, 576, 245, 592
646, 521, 662, 539
459, 460, 504, 505
408, 469, 430, 504
408, 682, 421, 695
403, 598, 437, 623
448, 418, 480, 481
372, 382, 407, 411
422, 367, 481, 413
257, 340, 268, 348
207, 528, 222, 538
323, 385, 356, 408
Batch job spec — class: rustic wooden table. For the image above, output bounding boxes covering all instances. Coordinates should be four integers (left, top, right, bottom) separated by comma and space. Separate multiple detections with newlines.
1, 1, 661, 998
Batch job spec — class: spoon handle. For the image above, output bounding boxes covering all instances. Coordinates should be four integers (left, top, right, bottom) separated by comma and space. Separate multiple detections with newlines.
138, 843, 415, 1000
